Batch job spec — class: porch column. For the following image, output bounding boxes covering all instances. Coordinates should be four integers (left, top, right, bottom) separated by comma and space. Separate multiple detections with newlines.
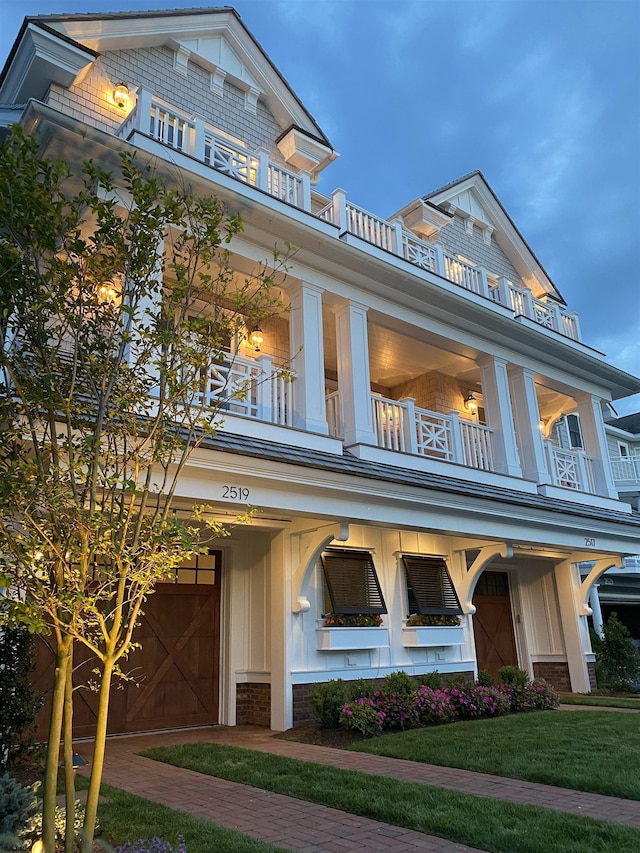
332, 299, 377, 447
554, 559, 592, 692
270, 530, 293, 730
575, 392, 618, 498
289, 281, 328, 434
507, 365, 551, 484
478, 356, 522, 477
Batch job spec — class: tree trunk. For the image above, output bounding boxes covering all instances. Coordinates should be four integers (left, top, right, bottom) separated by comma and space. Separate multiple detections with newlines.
82, 655, 115, 843
63, 647, 76, 853
42, 633, 73, 853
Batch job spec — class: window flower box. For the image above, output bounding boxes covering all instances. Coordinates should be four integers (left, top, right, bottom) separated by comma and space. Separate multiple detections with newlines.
402, 625, 465, 648
316, 626, 390, 651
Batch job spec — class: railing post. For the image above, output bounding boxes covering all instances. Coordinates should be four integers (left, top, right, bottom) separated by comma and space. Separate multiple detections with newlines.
478, 267, 490, 298
496, 276, 511, 309
193, 116, 206, 161
544, 441, 558, 485
566, 312, 581, 341
393, 219, 404, 259
519, 288, 535, 320
136, 88, 153, 135
332, 188, 348, 233
433, 243, 445, 277
400, 397, 418, 455
256, 148, 270, 193
575, 452, 591, 494
255, 353, 273, 422
549, 302, 563, 333
448, 411, 464, 464
300, 171, 311, 212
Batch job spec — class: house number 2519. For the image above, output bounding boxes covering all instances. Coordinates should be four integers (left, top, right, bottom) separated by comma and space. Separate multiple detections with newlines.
222, 485, 250, 501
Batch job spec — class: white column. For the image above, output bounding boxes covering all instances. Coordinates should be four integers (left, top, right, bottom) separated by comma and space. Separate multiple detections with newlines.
332, 299, 377, 447
575, 392, 618, 498
270, 530, 292, 730
507, 365, 551, 484
289, 282, 328, 434
554, 559, 592, 693
478, 356, 522, 477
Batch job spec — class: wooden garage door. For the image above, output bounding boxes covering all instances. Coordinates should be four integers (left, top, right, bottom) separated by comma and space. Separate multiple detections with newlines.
472, 571, 518, 682
34, 551, 221, 739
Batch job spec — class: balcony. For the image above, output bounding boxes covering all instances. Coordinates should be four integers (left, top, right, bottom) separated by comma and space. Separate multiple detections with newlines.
545, 443, 596, 493
610, 455, 640, 489
117, 91, 581, 344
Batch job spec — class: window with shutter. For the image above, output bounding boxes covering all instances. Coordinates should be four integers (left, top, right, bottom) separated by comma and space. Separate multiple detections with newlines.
321, 549, 387, 615
402, 555, 462, 616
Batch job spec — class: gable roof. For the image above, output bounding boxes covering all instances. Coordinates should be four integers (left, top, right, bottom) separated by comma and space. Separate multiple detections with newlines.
606, 412, 640, 436
0, 7, 333, 149
425, 170, 566, 305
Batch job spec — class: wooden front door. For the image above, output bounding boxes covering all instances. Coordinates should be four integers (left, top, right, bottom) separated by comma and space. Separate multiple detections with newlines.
34, 550, 221, 738
472, 571, 518, 681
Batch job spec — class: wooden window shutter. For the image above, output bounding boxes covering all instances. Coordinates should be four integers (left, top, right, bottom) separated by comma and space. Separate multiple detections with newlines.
321, 549, 387, 615
402, 555, 462, 616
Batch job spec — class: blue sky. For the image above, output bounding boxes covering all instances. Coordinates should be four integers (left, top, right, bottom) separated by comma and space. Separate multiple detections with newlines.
2, 0, 639, 413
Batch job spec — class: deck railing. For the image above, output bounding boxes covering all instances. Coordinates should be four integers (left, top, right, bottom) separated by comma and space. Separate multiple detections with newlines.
545, 443, 596, 493
118, 90, 581, 342
609, 454, 640, 487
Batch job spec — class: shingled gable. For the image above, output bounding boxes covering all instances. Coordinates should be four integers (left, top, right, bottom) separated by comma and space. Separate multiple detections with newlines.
1, 7, 337, 176
425, 170, 566, 306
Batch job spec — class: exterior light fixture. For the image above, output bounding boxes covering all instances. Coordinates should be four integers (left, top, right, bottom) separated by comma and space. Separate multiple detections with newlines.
464, 392, 478, 413
113, 83, 130, 109
248, 327, 264, 352
97, 282, 120, 303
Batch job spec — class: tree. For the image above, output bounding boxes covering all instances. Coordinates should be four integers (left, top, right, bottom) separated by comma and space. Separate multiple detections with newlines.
0, 126, 289, 851
594, 612, 640, 689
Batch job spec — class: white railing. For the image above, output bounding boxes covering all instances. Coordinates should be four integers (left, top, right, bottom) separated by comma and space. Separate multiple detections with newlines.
346, 203, 397, 252
325, 390, 342, 439
401, 233, 438, 272
414, 409, 454, 460
443, 253, 483, 295
372, 396, 407, 452
205, 133, 258, 185
546, 444, 596, 493
202, 353, 291, 426
460, 421, 495, 472
268, 163, 305, 207
610, 454, 640, 486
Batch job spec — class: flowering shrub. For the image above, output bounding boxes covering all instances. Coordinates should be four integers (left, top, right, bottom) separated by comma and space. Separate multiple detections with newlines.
413, 686, 456, 725
405, 614, 461, 627
499, 679, 559, 711
340, 697, 386, 735
115, 838, 187, 853
372, 692, 418, 730
324, 614, 383, 627
444, 683, 510, 719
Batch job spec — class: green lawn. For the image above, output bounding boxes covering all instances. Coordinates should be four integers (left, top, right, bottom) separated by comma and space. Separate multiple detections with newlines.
351, 710, 640, 799
560, 694, 640, 709
96, 784, 286, 853
142, 742, 640, 853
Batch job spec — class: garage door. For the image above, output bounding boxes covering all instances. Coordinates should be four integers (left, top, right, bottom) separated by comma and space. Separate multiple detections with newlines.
34, 551, 221, 738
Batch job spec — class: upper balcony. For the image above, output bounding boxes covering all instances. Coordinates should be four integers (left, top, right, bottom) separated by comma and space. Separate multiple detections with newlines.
610, 455, 640, 491
117, 90, 581, 345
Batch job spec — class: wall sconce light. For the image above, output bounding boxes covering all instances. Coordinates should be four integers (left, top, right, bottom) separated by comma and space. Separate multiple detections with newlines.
113, 83, 130, 109
97, 282, 120, 304
248, 327, 264, 352
464, 392, 478, 413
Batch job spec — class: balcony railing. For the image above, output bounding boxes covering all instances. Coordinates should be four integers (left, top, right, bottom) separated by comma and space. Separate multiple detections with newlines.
610, 454, 640, 488
201, 352, 292, 427
545, 443, 596, 493
118, 91, 581, 343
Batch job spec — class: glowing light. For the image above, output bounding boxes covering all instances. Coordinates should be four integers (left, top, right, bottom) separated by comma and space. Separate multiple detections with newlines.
464, 392, 478, 413
113, 83, 130, 109
248, 327, 264, 352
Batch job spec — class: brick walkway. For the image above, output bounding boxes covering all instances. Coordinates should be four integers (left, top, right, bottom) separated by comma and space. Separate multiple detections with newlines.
76, 722, 640, 852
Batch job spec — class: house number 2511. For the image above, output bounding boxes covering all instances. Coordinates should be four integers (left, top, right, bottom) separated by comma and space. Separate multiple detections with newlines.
222, 485, 250, 501
584, 537, 596, 548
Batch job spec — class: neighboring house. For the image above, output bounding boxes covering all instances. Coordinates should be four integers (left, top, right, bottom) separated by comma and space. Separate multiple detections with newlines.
585, 414, 640, 646
1, 7, 640, 735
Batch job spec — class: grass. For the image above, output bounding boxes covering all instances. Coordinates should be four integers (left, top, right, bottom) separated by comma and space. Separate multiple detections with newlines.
96, 784, 286, 853
560, 694, 640, 709
350, 710, 640, 800
142, 742, 640, 853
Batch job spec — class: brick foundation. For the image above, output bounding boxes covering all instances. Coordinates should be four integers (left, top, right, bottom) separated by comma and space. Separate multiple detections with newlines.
236, 683, 271, 727
532, 662, 572, 693
587, 661, 597, 690
292, 671, 475, 728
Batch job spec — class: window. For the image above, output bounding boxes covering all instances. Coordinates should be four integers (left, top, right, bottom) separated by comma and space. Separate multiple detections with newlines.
321, 549, 387, 615
173, 550, 219, 585
402, 555, 462, 616
566, 414, 583, 449
618, 442, 629, 458
551, 413, 583, 450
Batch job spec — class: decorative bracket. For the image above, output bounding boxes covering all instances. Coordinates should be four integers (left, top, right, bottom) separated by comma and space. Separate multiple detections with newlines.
458, 542, 513, 614
291, 522, 349, 613
578, 556, 624, 616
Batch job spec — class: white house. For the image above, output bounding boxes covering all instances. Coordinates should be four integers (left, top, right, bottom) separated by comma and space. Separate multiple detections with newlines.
2, 7, 640, 735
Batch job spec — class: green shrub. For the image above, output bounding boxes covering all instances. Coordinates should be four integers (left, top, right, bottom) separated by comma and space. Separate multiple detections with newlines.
382, 670, 415, 696
346, 678, 374, 701
0, 773, 37, 850
476, 670, 495, 687
595, 613, 640, 689
498, 665, 529, 687
340, 697, 385, 736
309, 679, 347, 728
416, 671, 442, 689
0, 628, 41, 771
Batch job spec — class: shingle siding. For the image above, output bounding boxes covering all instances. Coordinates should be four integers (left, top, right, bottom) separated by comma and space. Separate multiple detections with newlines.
434, 214, 523, 284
